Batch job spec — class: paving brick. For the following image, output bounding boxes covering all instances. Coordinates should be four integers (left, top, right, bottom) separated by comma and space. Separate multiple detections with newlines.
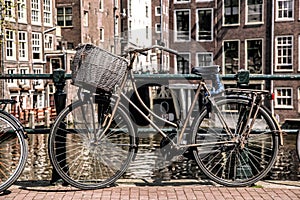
0, 181, 300, 200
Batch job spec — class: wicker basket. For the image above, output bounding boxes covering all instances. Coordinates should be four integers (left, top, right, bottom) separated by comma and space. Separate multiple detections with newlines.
71, 44, 128, 92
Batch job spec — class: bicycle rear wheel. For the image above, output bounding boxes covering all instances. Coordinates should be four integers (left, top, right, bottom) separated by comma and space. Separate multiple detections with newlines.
191, 97, 279, 187
48, 99, 136, 190
0, 111, 28, 192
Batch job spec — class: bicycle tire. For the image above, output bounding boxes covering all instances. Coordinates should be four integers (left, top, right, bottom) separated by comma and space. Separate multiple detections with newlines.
191, 97, 279, 187
48, 99, 136, 190
0, 111, 28, 192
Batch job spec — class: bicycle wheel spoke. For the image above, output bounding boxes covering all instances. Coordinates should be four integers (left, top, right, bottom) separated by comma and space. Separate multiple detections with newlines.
49, 99, 136, 189
192, 97, 279, 187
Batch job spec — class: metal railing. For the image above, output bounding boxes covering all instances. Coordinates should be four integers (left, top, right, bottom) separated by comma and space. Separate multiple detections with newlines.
1, 69, 300, 134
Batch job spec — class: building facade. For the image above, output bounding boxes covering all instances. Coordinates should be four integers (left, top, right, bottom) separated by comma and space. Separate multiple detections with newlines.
168, 0, 300, 123
0, 0, 60, 124
2, 0, 300, 125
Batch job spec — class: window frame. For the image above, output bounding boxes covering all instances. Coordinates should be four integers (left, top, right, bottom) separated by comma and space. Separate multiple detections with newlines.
174, 9, 191, 42
32, 32, 42, 61
275, 35, 293, 72
196, 8, 213, 42
274, 87, 293, 109
99, 28, 104, 42
223, 0, 240, 26
57, 7, 73, 27
245, 38, 263, 74
176, 53, 191, 74
6, 68, 17, 85
31, 0, 41, 25
276, 0, 294, 21
246, 0, 264, 24
44, 34, 54, 50
17, 0, 27, 23
223, 40, 240, 75
196, 52, 214, 67
155, 6, 161, 16
5, 29, 16, 60
18, 31, 28, 61
43, 0, 52, 25
19, 68, 29, 86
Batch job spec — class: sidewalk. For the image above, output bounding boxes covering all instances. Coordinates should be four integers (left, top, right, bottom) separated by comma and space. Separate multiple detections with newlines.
1, 179, 300, 200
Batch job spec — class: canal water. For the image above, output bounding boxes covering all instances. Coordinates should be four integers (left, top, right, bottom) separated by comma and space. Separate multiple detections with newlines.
18, 132, 300, 182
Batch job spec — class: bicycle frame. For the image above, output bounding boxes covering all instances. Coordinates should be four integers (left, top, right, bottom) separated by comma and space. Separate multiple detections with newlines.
99, 68, 237, 149
97, 50, 283, 148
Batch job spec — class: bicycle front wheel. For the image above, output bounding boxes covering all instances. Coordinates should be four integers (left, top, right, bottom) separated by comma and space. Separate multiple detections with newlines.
0, 111, 28, 192
48, 99, 136, 190
191, 97, 279, 187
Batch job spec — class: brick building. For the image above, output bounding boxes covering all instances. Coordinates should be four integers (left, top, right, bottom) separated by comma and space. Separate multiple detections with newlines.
0, 0, 59, 115
167, 0, 300, 123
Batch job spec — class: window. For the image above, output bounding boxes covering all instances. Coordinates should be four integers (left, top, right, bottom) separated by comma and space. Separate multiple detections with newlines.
129, 0, 132, 17
6, 30, 15, 60
17, 0, 27, 23
7, 68, 17, 84
174, 10, 190, 41
33, 93, 44, 108
224, 40, 239, 74
275, 87, 293, 108
223, 0, 240, 25
197, 53, 213, 66
84, 11, 89, 27
32, 33, 42, 60
5, 0, 15, 20
246, 39, 263, 74
146, 6, 149, 17
197, 8, 213, 41
276, 0, 293, 20
155, 6, 161, 16
275, 36, 293, 71
19, 68, 29, 86
33, 68, 43, 88
156, 23, 161, 33
18, 31, 28, 60
146, 26, 149, 39
57, 7, 73, 27
100, 28, 104, 42
44, 0, 52, 25
176, 54, 190, 74
31, 0, 41, 24
45, 34, 53, 50
246, 0, 263, 24
99, 0, 103, 11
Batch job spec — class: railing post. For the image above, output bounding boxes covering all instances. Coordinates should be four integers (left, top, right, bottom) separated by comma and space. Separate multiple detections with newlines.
51, 68, 67, 184
236, 70, 250, 88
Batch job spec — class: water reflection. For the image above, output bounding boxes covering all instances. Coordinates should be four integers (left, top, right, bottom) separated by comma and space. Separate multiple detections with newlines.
18, 133, 300, 181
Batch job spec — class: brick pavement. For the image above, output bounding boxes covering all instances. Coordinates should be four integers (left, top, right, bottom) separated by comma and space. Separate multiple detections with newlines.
0, 180, 300, 200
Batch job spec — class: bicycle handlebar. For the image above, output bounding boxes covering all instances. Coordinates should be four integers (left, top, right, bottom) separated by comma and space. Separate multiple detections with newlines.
126, 45, 179, 56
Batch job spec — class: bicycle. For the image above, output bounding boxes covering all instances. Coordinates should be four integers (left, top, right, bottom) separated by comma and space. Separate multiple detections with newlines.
0, 99, 28, 192
48, 44, 282, 190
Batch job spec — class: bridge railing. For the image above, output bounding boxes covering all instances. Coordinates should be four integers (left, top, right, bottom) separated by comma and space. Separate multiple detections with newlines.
1, 69, 300, 134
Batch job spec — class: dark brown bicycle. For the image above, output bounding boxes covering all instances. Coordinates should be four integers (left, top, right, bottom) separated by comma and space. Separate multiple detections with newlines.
48, 44, 282, 190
